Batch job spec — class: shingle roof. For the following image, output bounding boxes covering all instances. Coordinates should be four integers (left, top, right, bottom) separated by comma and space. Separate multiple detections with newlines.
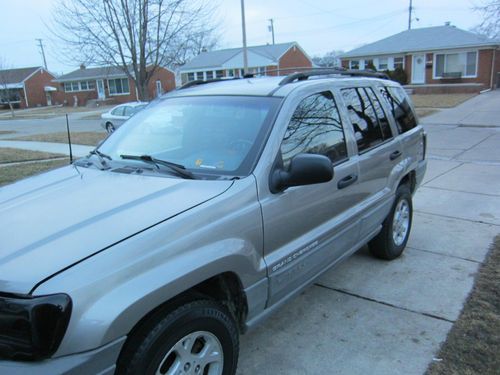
342, 25, 499, 58
180, 42, 297, 71
55, 66, 131, 82
0, 67, 41, 84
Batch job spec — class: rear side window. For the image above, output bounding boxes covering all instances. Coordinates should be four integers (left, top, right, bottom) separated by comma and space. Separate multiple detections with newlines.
342, 87, 387, 153
379, 86, 417, 133
111, 106, 125, 116
281, 91, 347, 167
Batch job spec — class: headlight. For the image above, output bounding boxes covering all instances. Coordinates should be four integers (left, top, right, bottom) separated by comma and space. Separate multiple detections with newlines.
0, 293, 72, 360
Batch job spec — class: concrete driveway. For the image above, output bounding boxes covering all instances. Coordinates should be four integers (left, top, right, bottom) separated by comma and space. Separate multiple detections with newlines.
237, 90, 500, 374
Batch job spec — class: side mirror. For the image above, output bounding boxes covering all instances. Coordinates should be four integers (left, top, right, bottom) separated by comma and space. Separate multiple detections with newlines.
270, 153, 333, 193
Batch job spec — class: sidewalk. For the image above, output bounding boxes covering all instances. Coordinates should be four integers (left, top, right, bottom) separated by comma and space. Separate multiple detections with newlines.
0, 140, 93, 157
423, 90, 500, 127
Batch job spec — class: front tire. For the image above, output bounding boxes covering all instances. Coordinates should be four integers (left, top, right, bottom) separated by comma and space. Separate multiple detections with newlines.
116, 300, 239, 375
369, 184, 413, 260
106, 122, 115, 133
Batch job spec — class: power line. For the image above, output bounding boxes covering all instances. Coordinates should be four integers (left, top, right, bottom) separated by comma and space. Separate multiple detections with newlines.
36, 38, 48, 70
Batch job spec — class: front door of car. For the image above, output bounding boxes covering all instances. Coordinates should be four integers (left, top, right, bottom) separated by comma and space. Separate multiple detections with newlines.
259, 91, 361, 307
341, 86, 402, 239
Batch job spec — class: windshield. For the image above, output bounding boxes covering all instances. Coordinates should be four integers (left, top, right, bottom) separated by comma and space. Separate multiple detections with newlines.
99, 96, 281, 177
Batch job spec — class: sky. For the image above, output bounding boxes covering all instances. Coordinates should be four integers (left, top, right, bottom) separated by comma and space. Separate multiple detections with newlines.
0, 0, 487, 75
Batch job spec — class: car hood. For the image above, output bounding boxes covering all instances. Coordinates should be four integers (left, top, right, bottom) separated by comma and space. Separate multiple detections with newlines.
0, 165, 232, 294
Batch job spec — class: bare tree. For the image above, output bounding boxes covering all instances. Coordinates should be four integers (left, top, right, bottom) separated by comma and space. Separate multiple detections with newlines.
51, 0, 218, 100
473, 1, 500, 38
312, 50, 345, 68
0, 58, 16, 118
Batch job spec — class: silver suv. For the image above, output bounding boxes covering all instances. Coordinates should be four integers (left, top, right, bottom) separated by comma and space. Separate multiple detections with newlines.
0, 70, 426, 375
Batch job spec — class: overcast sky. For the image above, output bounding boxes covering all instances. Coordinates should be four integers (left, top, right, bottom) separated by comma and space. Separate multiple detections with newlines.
0, 0, 486, 75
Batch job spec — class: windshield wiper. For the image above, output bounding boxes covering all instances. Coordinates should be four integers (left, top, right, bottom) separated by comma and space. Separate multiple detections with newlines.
120, 154, 194, 179
90, 149, 112, 160
86, 149, 113, 169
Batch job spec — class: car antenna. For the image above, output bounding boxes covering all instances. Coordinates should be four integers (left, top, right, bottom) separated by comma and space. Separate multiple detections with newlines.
65, 113, 73, 164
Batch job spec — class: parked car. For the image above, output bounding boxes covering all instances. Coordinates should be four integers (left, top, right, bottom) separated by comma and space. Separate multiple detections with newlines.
0, 70, 426, 375
101, 102, 148, 133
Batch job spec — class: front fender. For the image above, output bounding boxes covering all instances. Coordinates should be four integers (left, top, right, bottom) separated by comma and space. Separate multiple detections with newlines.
34, 177, 266, 357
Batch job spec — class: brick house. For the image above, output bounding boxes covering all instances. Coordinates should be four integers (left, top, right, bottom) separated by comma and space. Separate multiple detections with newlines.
179, 42, 313, 85
340, 24, 500, 93
53, 65, 176, 106
0, 66, 59, 108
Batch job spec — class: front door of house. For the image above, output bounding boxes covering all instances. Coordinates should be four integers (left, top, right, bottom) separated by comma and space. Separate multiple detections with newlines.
412, 54, 425, 84
97, 79, 105, 99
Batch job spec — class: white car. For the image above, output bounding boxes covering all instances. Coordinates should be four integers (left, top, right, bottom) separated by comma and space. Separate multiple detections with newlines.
101, 102, 148, 133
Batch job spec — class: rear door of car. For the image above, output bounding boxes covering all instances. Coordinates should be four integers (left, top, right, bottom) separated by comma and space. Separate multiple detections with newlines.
258, 89, 362, 306
339, 84, 402, 239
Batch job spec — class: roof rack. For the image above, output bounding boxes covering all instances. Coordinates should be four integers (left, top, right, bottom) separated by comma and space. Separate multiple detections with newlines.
178, 77, 239, 90
278, 68, 390, 86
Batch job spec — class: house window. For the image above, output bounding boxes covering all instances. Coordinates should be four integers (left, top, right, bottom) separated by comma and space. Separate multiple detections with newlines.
63, 80, 96, 92
258, 66, 266, 75
350, 60, 359, 69
365, 59, 374, 70
187, 72, 195, 81
394, 57, 404, 70
206, 71, 214, 79
378, 58, 388, 71
434, 51, 477, 78
108, 78, 130, 95
216, 70, 224, 78
227, 69, 235, 77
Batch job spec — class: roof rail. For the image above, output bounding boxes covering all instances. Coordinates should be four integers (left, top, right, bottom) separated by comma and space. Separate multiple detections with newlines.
178, 77, 240, 90
278, 68, 390, 86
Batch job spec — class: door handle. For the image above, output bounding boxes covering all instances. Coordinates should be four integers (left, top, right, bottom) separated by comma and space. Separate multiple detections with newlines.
337, 174, 358, 189
390, 150, 402, 160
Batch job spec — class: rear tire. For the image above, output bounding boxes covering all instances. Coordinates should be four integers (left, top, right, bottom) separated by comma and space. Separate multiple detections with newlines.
116, 300, 239, 375
369, 184, 412, 260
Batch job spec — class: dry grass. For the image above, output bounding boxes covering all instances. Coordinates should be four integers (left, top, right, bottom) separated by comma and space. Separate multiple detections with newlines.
8, 131, 107, 146
411, 94, 476, 108
0, 147, 65, 164
0, 159, 70, 186
416, 108, 439, 118
0, 130, 16, 135
426, 235, 500, 375
0, 105, 112, 120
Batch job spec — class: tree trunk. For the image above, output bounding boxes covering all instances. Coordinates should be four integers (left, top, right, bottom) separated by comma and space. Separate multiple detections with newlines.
137, 81, 150, 102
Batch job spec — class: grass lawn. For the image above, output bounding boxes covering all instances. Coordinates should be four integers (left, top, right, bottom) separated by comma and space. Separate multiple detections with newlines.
426, 235, 500, 375
0, 159, 70, 186
0, 147, 66, 164
8, 131, 107, 146
411, 94, 477, 108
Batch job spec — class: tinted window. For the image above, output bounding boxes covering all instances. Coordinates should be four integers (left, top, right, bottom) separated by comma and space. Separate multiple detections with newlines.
281, 91, 347, 167
342, 87, 384, 152
379, 86, 417, 133
365, 88, 392, 140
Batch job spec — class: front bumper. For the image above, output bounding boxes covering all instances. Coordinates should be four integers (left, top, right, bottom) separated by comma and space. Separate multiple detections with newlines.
0, 337, 126, 375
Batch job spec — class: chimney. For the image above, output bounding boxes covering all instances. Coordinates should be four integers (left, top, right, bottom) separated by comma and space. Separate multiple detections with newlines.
80, 63, 86, 70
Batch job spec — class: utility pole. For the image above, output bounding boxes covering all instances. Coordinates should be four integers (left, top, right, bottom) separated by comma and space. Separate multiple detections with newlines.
240, 0, 248, 76
408, 0, 413, 30
268, 18, 275, 45
36, 38, 48, 70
